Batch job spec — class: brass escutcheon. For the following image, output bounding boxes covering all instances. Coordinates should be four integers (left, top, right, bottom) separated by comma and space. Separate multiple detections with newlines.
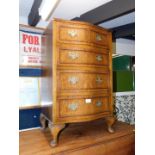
96, 101, 102, 107
96, 55, 103, 61
68, 103, 78, 111
68, 76, 79, 85
68, 30, 78, 37
68, 52, 79, 60
96, 34, 102, 41
96, 76, 103, 83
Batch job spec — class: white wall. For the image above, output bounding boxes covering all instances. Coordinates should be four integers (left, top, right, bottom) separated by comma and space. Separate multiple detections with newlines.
113, 38, 135, 56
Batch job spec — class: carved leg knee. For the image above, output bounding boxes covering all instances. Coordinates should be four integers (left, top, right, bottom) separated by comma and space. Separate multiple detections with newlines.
105, 117, 115, 133
49, 123, 66, 147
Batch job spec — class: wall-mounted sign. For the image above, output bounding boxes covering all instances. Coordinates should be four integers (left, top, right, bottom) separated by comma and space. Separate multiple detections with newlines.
19, 77, 40, 108
19, 31, 47, 67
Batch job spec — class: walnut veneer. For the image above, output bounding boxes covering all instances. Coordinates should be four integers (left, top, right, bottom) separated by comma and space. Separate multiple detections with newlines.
40, 18, 115, 147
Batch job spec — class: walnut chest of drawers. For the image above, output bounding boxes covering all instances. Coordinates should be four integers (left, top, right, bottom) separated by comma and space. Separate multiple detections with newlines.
40, 18, 115, 147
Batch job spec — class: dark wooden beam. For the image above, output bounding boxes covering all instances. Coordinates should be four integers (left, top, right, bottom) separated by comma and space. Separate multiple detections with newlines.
111, 23, 135, 39
28, 0, 42, 26
122, 36, 135, 40
72, 0, 135, 25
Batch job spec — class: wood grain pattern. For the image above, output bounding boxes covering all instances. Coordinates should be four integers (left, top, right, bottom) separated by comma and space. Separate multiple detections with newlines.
19, 121, 135, 155
58, 49, 109, 66
56, 20, 109, 47
59, 96, 110, 117
57, 42, 109, 53
57, 89, 109, 99
41, 18, 115, 146
60, 26, 90, 42
107, 32, 114, 113
58, 71, 109, 90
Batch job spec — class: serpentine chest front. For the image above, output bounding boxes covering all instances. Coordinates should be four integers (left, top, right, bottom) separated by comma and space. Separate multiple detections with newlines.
40, 18, 115, 147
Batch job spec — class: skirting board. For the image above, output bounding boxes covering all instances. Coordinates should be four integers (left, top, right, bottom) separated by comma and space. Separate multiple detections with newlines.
19, 127, 41, 132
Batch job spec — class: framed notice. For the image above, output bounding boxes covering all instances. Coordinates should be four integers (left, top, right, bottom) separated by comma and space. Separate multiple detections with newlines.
19, 31, 47, 67
19, 77, 40, 108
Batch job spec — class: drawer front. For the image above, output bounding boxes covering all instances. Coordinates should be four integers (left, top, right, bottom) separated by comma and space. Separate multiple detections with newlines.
58, 24, 109, 47
58, 71, 109, 90
59, 26, 90, 42
59, 97, 110, 117
58, 49, 109, 66
91, 31, 108, 46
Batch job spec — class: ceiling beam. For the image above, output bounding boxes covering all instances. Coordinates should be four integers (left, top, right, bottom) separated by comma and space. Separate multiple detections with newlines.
28, 0, 42, 26
122, 36, 135, 40
111, 23, 135, 39
72, 0, 135, 25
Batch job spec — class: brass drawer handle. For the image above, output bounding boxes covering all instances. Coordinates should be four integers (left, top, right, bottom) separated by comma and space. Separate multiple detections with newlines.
68, 52, 79, 60
96, 101, 102, 107
96, 55, 103, 61
68, 30, 77, 37
96, 34, 102, 41
68, 103, 78, 111
96, 76, 103, 83
68, 76, 79, 85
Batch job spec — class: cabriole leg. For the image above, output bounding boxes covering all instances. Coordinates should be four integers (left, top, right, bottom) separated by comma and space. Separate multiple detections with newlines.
105, 117, 115, 133
49, 123, 66, 147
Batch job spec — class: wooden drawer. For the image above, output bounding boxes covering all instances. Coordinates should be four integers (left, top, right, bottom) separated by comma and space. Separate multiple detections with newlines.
59, 96, 110, 117
57, 23, 108, 47
58, 71, 109, 91
58, 48, 109, 66
59, 26, 90, 42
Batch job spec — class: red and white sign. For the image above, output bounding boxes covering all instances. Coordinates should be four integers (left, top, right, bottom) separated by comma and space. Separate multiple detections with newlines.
19, 31, 47, 66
